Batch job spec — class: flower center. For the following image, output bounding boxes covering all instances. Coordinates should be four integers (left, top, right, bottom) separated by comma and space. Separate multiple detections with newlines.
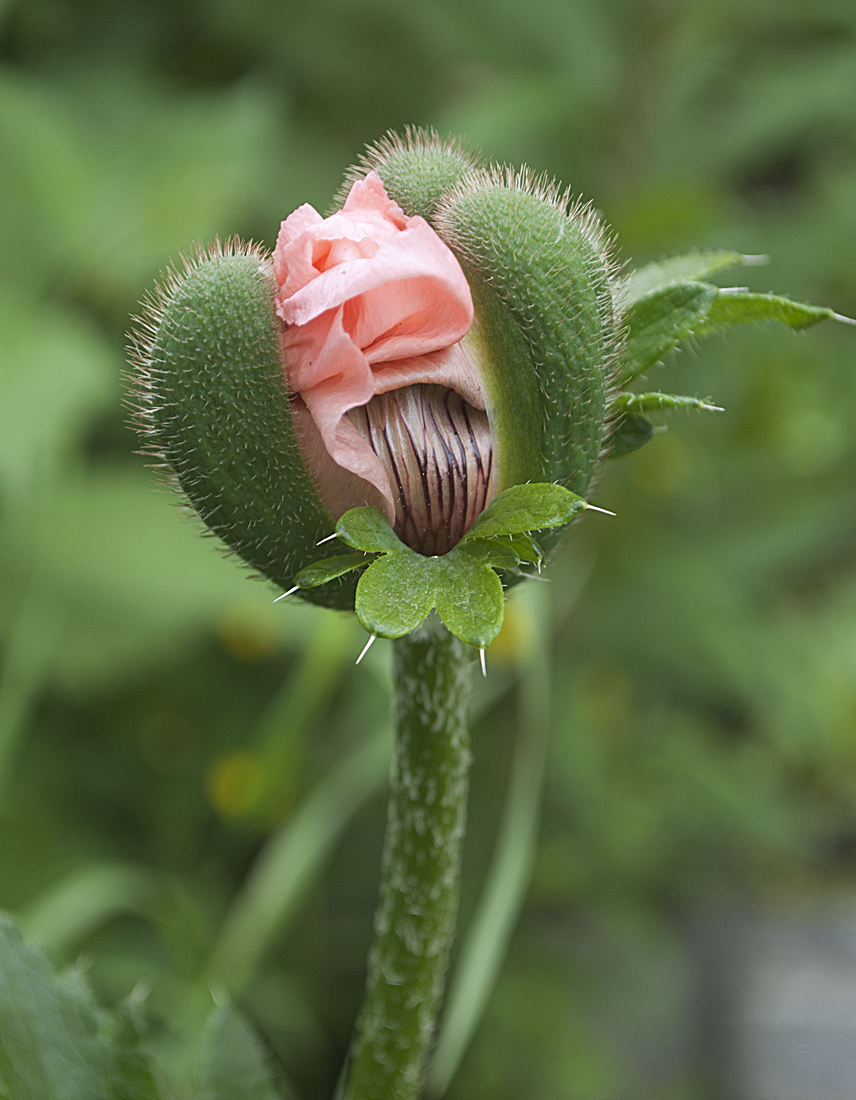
350, 384, 495, 556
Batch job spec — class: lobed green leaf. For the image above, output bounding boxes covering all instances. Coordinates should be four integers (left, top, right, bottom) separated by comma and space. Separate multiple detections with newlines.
0, 915, 161, 1100
335, 507, 403, 553
196, 1004, 285, 1100
434, 558, 505, 649
355, 552, 437, 639
310, 486, 589, 647
463, 483, 587, 542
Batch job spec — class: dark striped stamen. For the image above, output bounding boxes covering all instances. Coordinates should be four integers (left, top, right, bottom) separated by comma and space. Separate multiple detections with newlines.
350, 384, 495, 556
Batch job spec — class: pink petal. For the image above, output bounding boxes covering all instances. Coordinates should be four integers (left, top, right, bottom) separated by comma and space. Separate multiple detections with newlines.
275, 172, 477, 519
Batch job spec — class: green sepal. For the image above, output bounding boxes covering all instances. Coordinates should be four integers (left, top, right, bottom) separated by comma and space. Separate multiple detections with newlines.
351, 128, 479, 225
624, 250, 753, 305
619, 282, 718, 383
133, 245, 353, 611
295, 552, 375, 588
433, 560, 505, 649
699, 290, 837, 332
436, 172, 619, 499
503, 532, 543, 563
606, 413, 656, 458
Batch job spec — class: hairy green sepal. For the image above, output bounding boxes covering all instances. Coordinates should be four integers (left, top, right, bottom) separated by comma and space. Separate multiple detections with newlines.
295, 484, 587, 647
437, 183, 616, 501
136, 248, 354, 610
348, 129, 478, 222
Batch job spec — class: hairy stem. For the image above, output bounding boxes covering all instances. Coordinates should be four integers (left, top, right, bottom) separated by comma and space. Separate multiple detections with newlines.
343, 617, 472, 1100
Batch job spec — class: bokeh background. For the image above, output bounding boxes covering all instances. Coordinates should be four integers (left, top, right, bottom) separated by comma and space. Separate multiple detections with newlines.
3, 1, 856, 1097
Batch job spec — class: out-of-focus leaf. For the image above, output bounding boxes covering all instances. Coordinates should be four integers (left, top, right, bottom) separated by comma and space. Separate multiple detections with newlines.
0, 914, 161, 1100
103, 997, 164, 1100
623, 250, 753, 305
0, 288, 117, 493
0, 70, 284, 308
195, 1004, 284, 1100
208, 727, 390, 995
0, 73, 92, 285
17, 863, 198, 962
0, 471, 321, 691
619, 282, 718, 382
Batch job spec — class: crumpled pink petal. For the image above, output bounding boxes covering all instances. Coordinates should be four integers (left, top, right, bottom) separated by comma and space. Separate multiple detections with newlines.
274, 171, 476, 519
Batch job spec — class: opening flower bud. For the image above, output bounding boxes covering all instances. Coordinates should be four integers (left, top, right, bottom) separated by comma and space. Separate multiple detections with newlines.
131, 128, 622, 611
273, 171, 495, 556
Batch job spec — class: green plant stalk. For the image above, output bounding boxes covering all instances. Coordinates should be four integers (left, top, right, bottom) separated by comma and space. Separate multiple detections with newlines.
343, 617, 472, 1100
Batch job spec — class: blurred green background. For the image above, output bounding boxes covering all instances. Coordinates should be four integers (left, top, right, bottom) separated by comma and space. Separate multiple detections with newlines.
2, 0, 856, 1097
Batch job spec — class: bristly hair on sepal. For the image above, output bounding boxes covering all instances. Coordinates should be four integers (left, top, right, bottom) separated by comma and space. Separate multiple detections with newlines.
128, 236, 270, 459
127, 236, 354, 610
335, 126, 482, 223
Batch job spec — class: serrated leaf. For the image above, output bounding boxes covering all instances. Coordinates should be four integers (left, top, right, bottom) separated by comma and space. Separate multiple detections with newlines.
355, 553, 437, 638
464, 483, 587, 541
196, 1005, 283, 1100
623, 251, 751, 305
614, 392, 723, 414
700, 290, 836, 331
295, 553, 372, 589
434, 558, 505, 649
606, 413, 656, 458
620, 282, 718, 382
335, 507, 403, 553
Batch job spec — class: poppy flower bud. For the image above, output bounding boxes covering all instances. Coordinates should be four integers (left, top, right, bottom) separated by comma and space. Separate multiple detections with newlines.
131, 130, 622, 609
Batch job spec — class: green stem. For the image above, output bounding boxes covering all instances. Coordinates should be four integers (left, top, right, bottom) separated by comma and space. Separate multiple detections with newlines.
343, 617, 472, 1100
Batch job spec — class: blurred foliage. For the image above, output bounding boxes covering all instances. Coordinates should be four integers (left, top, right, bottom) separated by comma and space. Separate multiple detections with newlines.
1, 0, 856, 1098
